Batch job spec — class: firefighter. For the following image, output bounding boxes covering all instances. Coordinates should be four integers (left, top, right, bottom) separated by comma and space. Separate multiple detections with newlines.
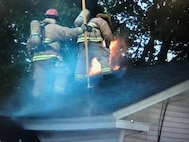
27, 8, 91, 97
74, 12, 113, 81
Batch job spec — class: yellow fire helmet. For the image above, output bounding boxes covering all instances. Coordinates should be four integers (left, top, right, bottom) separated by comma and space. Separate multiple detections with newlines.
96, 13, 112, 26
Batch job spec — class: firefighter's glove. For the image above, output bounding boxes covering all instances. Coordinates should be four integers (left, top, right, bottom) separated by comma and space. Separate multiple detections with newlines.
81, 24, 92, 32
105, 41, 110, 48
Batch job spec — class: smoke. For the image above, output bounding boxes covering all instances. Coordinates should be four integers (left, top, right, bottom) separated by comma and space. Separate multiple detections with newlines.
0, 32, 130, 119
1, 86, 95, 118
0, 59, 96, 118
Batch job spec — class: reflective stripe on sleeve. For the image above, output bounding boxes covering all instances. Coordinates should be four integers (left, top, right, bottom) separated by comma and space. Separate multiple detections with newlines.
77, 36, 103, 43
32, 54, 63, 62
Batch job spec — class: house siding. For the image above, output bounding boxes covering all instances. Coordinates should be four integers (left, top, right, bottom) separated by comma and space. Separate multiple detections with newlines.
121, 92, 189, 142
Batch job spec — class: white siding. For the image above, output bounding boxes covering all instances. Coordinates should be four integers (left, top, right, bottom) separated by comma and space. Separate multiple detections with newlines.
121, 92, 189, 142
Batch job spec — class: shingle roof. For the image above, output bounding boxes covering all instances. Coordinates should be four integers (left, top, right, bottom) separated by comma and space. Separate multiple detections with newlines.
63, 58, 189, 117
1, 58, 189, 118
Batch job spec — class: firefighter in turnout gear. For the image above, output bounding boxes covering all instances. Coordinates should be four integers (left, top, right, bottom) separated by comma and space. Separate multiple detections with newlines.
74, 11, 113, 81
27, 8, 91, 97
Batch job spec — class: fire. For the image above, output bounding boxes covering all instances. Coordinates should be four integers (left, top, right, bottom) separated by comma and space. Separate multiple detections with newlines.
89, 58, 101, 75
89, 37, 129, 75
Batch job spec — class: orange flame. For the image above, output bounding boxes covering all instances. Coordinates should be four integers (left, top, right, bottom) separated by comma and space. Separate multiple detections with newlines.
89, 37, 129, 76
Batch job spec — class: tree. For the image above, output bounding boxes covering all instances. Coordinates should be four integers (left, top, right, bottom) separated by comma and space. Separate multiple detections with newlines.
146, 0, 189, 63
99, 0, 189, 66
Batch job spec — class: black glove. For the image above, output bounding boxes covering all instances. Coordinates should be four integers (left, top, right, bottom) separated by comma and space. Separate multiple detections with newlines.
105, 40, 110, 48
81, 24, 93, 32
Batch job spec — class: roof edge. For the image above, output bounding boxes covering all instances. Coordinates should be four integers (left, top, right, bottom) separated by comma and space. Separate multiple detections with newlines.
113, 80, 189, 120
